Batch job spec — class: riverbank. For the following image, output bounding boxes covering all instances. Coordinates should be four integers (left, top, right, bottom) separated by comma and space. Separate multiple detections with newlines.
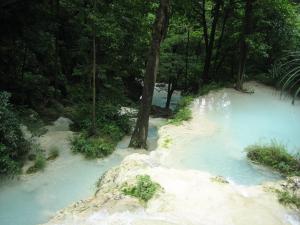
42, 82, 300, 225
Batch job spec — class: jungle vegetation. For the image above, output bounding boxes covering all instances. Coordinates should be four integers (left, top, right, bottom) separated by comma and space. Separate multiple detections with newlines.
0, 0, 299, 176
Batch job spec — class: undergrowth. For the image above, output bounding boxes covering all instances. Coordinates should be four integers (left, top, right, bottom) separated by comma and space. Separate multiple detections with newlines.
276, 189, 300, 209
246, 140, 300, 176
71, 134, 115, 159
121, 175, 161, 203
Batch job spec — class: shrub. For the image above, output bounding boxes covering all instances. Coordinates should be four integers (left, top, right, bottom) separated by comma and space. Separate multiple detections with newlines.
71, 134, 114, 159
277, 190, 300, 209
121, 175, 161, 202
26, 153, 46, 174
168, 95, 193, 125
69, 102, 131, 135
198, 82, 224, 96
0, 144, 20, 176
101, 123, 125, 143
0, 92, 30, 176
246, 141, 300, 176
177, 96, 194, 109
168, 107, 192, 125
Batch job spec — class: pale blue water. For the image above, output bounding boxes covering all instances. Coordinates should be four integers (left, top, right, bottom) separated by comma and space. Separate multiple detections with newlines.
1, 83, 299, 225
0, 125, 158, 225
152, 85, 181, 110
177, 82, 300, 185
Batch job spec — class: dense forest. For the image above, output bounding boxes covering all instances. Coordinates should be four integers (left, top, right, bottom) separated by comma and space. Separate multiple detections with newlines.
1, 0, 300, 177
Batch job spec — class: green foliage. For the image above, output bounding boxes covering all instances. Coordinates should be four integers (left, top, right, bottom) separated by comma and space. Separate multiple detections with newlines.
168, 95, 193, 125
271, 51, 300, 103
168, 107, 192, 125
17, 108, 47, 137
277, 190, 300, 209
162, 136, 172, 148
71, 134, 114, 159
26, 153, 46, 174
70, 101, 131, 136
177, 95, 194, 109
121, 175, 161, 203
0, 92, 30, 176
246, 141, 300, 176
68, 101, 131, 159
198, 82, 224, 96
47, 147, 59, 161
0, 144, 20, 176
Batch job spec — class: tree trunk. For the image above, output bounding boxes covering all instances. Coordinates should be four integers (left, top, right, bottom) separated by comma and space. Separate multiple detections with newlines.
92, 3, 96, 134
201, 0, 209, 51
185, 28, 190, 92
129, 0, 170, 149
213, 0, 233, 77
165, 72, 179, 109
201, 0, 222, 85
165, 78, 173, 109
236, 0, 255, 90
54, 0, 60, 98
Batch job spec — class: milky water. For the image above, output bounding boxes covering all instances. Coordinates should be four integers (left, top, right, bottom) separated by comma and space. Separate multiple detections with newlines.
0, 118, 159, 225
152, 84, 181, 110
174, 82, 300, 185
1, 83, 300, 225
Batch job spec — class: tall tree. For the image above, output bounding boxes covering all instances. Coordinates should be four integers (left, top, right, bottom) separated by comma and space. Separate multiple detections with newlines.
200, 0, 223, 85
92, 0, 96, 134
236, 0, 255, 90
129, 0, 170, 149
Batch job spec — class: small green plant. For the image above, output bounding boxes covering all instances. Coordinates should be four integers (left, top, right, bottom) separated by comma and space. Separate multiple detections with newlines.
168, 96, 193, 125
177, 96, 194, 109
161, 136, 172, 148
71, 134, 114, 159
246, 141, 300, 176
168, 107, 192, 125
276, 190, 300, 209
26, 153, 46, 174
121, 175, 161, 203
47, 146, 59, 160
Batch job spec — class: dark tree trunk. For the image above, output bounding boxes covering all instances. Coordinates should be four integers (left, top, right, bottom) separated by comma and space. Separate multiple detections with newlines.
201, 0, 209, 51
20, 46, 27, 105
54, 0, 60, 98
92, 1, 96, 134
201, 0, 223, 85
185, 28, 190, 92
129, 0, 170, 149
165, 78, 173, 109
213, 0, 234, 77
165, 71, 179, 109
236, 0, 255, 90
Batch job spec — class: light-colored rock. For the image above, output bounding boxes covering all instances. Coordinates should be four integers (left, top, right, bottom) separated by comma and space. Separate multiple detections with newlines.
42, 86, 300, 225
42, 152, 299, 225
